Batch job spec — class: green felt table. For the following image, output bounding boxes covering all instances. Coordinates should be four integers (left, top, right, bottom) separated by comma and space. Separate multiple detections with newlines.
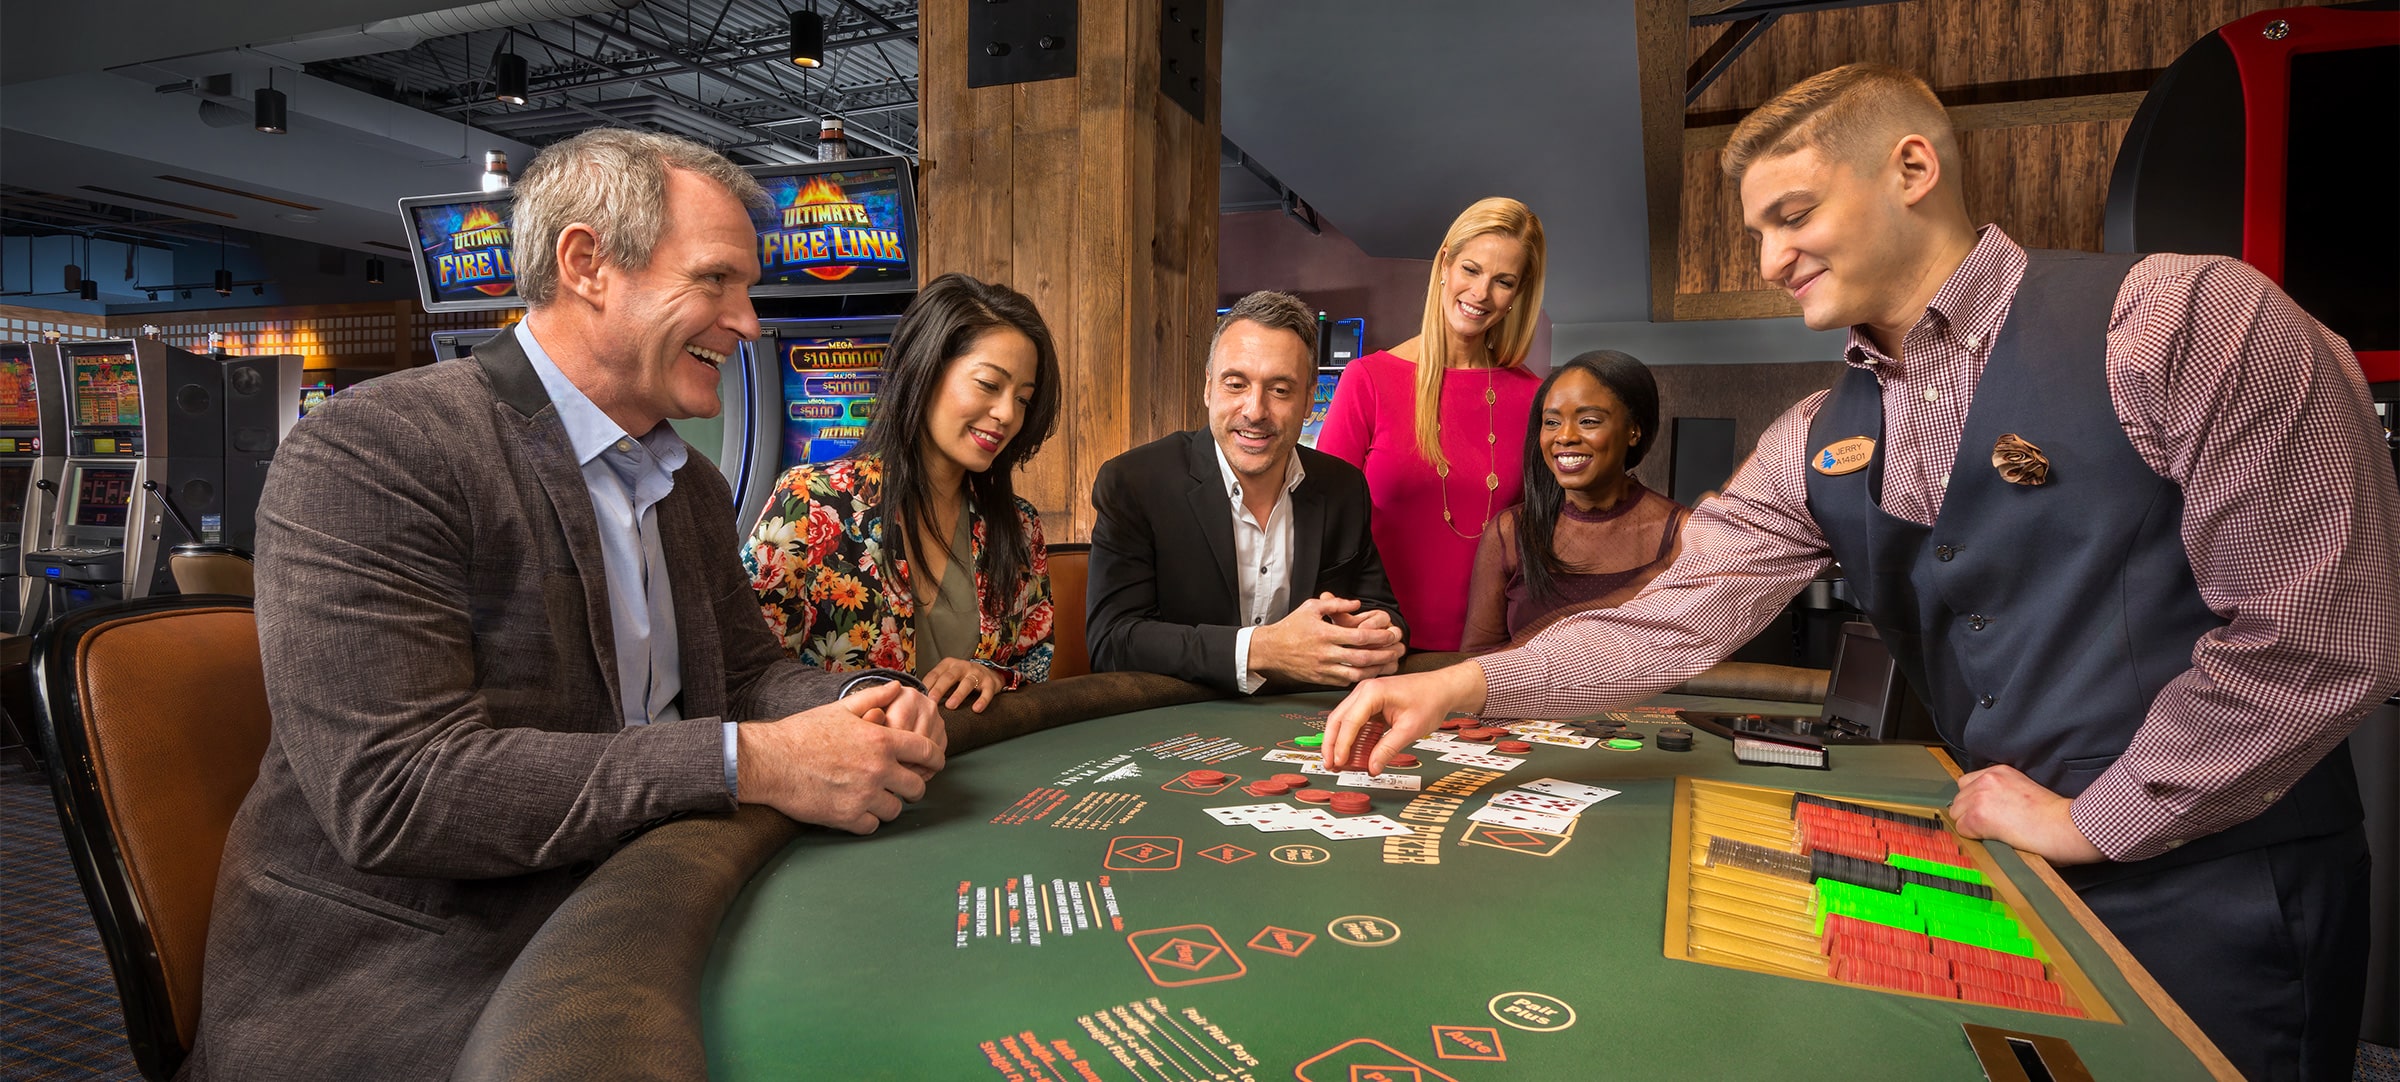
454, 679, 2227, 1082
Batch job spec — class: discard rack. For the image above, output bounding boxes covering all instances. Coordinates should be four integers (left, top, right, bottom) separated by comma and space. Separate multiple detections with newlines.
1665, 776, 2117, 1023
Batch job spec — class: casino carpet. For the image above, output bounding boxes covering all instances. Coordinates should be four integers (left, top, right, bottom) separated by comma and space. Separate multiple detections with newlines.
0, 760, 139, 1081
0, 754, 2393, 1082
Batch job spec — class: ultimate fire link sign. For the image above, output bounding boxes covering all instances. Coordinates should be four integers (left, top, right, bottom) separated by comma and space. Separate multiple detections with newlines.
758, 174, 908, 283
437, 209, 514, 293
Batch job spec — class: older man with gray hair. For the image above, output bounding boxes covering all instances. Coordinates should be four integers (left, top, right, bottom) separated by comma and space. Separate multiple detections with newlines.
183, 129, 944, 1079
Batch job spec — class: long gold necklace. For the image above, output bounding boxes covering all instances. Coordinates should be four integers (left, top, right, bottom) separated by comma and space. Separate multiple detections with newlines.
1435, 362, 1499, 539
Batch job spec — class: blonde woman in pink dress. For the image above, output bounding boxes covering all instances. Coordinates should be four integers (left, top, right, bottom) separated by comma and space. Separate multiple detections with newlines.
1316, 197, 1548, 650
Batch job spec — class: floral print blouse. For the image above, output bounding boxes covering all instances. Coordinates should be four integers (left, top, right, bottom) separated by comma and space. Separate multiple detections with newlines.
741, 453, 1054, 686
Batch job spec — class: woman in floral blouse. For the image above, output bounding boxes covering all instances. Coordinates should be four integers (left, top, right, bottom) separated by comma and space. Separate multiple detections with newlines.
742, 273, 1064, 710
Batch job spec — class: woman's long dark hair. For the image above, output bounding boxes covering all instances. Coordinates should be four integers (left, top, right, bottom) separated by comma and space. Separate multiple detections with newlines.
1515, 349, 1661, 605
854, 273, 1063, 618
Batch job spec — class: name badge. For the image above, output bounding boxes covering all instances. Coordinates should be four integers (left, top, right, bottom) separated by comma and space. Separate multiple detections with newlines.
1811, 436, 1876, 476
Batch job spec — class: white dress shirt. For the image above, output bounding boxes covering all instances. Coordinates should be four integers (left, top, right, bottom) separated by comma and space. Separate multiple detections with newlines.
1214, 442, 1306, 694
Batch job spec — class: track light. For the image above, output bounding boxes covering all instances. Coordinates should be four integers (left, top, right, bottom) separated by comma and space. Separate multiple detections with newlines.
180, 289, 192, 300
215, 269, 233, 296
493, 51, 528, 105
789, 8, 824, 67
79, 280, 98, 301
252, 285, 265, 296
146, 290, 159, 302
367, 258, 386, 285
255, 68, 287, 134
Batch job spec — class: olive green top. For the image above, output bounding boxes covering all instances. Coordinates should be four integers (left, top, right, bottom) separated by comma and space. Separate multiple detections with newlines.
912, 510, 979, 675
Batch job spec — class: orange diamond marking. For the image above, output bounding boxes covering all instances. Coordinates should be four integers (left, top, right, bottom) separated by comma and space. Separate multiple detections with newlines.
1147, 937, 1223, 971
1482, 829, 1548, 849
1349, 1066, 1422, 1082
1248, 926, 1317, 957
1199, 843, 1255, 864
1120, 843, 1175, 863
1430, 1025, 1506, 1062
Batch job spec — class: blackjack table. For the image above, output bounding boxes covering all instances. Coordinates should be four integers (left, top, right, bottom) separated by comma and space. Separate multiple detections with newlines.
453, 670, 2235, 1081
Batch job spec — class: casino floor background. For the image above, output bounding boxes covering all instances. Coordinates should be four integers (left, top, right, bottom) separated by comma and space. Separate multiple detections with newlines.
2, 748, 2396, 1080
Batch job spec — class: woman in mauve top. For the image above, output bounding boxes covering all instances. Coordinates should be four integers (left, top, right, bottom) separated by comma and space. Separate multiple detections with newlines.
1316, 197, 1549, 651
1460, 350, 1690, 652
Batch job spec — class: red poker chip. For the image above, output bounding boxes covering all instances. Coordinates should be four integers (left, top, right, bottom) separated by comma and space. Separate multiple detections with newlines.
1458, 729, 1497, 743
1386, 754, 1419, 768
1251, 780, 1292, 796
1294, 789, 1334, 804
1494, 740, 1533, 754
1272, 773, 1312, 788
1439, 718, 1472, 731
1186, 769, 1226, 785
1328, 792, 1370, 808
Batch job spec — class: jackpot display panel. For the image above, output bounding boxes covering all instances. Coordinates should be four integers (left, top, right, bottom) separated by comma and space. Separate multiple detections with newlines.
0, 341, 65, 632
722, 318, 900, 527
399, 191, 523, 314
747, 157, 920, 299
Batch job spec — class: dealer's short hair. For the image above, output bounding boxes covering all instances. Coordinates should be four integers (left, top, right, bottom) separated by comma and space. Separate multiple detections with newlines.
1720, 64, 1957, 186
1208, 290, 1318, 373
511, 128, 767, 307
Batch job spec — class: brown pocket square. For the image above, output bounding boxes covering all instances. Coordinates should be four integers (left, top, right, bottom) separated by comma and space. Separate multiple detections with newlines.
1993, 433, 2050, 486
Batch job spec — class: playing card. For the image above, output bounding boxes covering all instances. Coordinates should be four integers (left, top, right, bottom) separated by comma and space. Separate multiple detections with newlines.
1250, 807, 1334, 832
1312, 814, 1414, 839
1520, 778, 1620, 803
1437, 750, 1527, 770
1489, 789, 1595, 817
1467, 804, 1576, 833
1522, 732, 1599, 749
1413, 737, 1465, 752
1337, 771, 1422, 791
1261, 748, 1320, 764
1504, 721, 1571, 734
1203, 803, 1289, 826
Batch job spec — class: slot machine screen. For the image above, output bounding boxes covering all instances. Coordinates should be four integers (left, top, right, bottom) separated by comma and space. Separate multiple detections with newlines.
0, 463, 27, 528
778, 333, 888, 471
300, 382, 333, 417
399, 191, 523, 313
71, 352, 141, 428
1300, 369, 1342, 448
69, 465, 133, 528
748, 157, 920, 298
0, 349, 39, 429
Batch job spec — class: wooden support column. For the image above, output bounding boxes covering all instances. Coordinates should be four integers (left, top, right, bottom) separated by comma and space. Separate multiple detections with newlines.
920, 0, 1223, 542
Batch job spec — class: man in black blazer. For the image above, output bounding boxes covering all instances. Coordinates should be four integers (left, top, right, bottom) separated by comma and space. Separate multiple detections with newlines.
1089, 291, 1406, 693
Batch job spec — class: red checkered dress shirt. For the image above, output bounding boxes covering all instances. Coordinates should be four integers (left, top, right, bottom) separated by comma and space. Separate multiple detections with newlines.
1476, 226, 2400, 861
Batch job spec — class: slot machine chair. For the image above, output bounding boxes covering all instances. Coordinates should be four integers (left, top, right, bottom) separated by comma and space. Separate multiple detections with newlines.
30, 595, 270, 1081
168, 544, 254, 598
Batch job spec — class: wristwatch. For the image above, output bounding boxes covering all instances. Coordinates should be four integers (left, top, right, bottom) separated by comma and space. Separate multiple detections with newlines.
837, 669, 927, 698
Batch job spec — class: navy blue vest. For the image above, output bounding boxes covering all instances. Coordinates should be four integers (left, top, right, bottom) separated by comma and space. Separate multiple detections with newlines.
1803, 249, 2357, 877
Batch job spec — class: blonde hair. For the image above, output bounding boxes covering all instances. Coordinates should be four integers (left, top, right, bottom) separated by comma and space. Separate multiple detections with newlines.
513, 128, 767, 308
1720, 63, 1956, 185
1413, 197, 1546, 473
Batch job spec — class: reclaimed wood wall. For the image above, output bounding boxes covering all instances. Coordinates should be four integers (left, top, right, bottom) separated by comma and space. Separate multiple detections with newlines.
1659, 0, 2340, 319
921, 0, 1222, 540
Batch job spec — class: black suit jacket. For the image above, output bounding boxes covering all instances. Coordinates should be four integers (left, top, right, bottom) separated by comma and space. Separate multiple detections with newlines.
1086, 429, 1405, 691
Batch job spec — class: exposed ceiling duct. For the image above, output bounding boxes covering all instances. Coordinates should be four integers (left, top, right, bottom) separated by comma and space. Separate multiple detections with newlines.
248, 0, 644, 65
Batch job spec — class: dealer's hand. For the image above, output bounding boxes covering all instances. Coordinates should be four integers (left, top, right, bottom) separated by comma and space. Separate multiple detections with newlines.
1321, 661, 1489, 774
922, 657, 1007, 713
736, 680, 946, 834
1949, 764, 2105, 866
1251, 596, 1406, 686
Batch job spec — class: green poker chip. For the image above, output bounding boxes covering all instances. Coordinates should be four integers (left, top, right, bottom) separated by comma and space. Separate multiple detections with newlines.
1294, 734, 1324, 748
1605, 737, 1644, 751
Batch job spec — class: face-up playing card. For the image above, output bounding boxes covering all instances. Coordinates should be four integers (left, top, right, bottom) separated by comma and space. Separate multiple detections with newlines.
1489, 789, 1595, 817
1250, 807, 1335, 832
1312, 814, 1414, 840
1204, 803, 1289, 826
1504, 721, 1571, 734
1522, 732, 1599, 749
1337, 771, 1421, 791
1437, 750, 1527, 770
1261, 748, 1320, 764
1414, 737, 1468, 752
1520, 778, 1621, 804
1467, 804, 1576, 834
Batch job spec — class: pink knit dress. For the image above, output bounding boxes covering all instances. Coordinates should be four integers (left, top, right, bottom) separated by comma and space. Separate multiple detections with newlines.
1315, 350, 1542, 651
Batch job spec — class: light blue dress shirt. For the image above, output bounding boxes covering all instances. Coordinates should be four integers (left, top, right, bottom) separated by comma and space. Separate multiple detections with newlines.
516, 322, 740, 795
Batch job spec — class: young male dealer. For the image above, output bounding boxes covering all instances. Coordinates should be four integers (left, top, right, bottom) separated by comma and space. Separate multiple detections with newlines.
1322, 64, 2398, 1081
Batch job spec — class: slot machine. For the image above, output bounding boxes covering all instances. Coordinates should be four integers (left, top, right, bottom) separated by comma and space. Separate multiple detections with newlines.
397, 189, 522, 365
0, 342, 66, 632
707, 155, 923, 527
23, 340, 222, 612
298, 368, 382, 418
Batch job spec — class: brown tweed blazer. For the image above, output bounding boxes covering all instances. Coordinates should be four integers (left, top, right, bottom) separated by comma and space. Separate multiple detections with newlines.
181, 333, 845, 1080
